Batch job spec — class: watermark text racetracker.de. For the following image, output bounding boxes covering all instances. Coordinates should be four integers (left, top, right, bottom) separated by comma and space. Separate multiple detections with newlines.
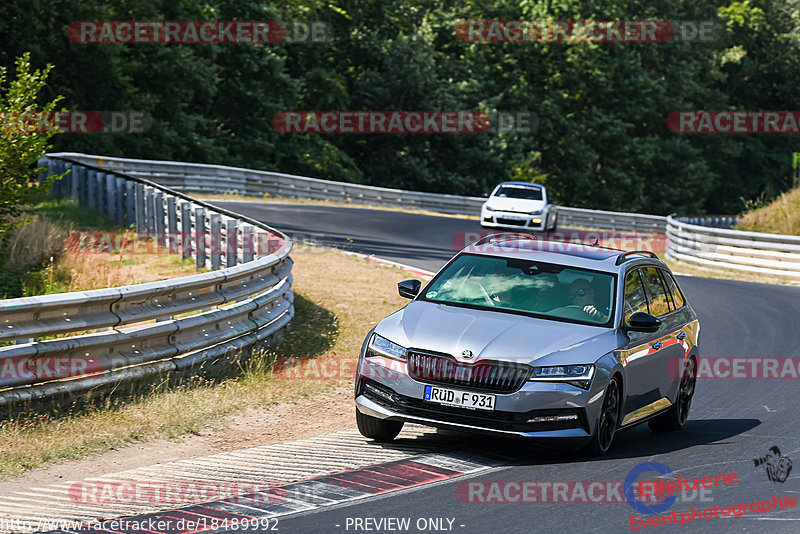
272, 110, 536, 134
456, 480, 713, 505
667, 111, 800, 134
0, 111, 150, 134
453, 230, 667, 254
68, 480, 286, 506
667, 356, 800, 379
68, 21, 332, 44
456, 20, 716, 43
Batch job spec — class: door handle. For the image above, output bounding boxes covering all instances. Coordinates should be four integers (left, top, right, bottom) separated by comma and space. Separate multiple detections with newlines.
676, 332, 687, 341
652, 341, 663, 350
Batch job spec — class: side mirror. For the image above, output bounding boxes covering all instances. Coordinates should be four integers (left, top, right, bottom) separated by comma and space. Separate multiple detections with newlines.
398, 279, 421, 299
624, 312, 661, 333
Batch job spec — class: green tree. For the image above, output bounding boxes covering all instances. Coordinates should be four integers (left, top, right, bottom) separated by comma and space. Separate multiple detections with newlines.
0, 52, 64, 264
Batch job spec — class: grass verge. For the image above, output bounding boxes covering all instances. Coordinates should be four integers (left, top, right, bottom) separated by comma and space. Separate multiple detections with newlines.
0, 247, 410, 480
735, 186, 800, 235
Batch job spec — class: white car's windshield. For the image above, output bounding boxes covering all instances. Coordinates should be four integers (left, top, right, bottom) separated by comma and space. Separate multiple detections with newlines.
421, 254, 615, 325
494, 186, 543, 200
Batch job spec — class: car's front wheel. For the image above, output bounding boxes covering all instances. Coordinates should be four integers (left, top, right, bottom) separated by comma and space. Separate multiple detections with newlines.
356, 408, 404, 442
585, 377, 620, 456
649, 357, 696, 432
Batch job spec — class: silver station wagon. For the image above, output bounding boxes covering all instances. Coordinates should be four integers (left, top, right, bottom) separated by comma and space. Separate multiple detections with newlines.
354, 235, 699, 455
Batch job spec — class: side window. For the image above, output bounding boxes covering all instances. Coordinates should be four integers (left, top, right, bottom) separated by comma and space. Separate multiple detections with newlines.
661, 270, 686, 309
640, 267, 671, 317
623, 269, 648, 323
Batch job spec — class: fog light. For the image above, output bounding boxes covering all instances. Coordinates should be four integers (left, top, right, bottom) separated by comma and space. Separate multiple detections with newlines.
527, 414, 579, 423
364, 382, 395, 402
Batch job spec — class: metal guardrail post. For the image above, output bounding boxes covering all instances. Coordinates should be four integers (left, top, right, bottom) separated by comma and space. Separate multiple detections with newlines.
180, 201, 192, 260
146, 187, 156, 235
114, 177, 124, 225
210, 213, 222, 270
106, 173, 116, 221
87, 170, 97, 210
79, 166, 88, 207
226, 219, 237, 268
195, 206, 206, 268
167, 197, 178, 253
135, 183, 146, 233
124, 180, 135, 226
96, 172, 107, 216
70, 164, 80, 202
155, 191, 166, 249
242, 226, 255, 263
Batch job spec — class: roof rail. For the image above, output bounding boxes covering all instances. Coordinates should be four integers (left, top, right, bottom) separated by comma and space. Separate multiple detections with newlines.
473, 232, 537, 246
615, 250, 659, 265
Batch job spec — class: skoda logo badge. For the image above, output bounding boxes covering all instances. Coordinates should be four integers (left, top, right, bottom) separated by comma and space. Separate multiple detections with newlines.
461, 350, 474, 359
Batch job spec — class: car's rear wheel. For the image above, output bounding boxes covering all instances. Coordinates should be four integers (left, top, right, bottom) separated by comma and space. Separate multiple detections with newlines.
356, 408, 404, 442
585, 377, 620, 456
649, 357, 696, 432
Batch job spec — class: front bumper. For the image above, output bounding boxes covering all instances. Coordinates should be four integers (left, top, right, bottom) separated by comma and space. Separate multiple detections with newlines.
356, 382, 589, 438
481, 211, 545, 230
355, 351, 603, 438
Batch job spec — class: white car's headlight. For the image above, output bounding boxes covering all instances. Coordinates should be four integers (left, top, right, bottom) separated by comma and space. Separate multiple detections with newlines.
367, 334, 407, 360
484, 205, 496, 212
529, 209, 542, 215
530, 364, 595, 389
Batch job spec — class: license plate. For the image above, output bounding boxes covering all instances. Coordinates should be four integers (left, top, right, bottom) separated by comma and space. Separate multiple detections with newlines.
423, 385, 495, 411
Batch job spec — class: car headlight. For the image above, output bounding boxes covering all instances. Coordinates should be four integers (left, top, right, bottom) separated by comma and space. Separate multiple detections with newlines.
367, 333, 407, 360
484, 205, 496, 212
529, 209, 542, 215
530, 364, 595, 389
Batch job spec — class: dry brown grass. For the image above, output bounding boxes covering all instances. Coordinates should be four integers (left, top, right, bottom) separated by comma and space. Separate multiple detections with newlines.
2, 216, 67, 271
57, 250, 201, 291
0, 247, 414, 480
736, 187, 800, 235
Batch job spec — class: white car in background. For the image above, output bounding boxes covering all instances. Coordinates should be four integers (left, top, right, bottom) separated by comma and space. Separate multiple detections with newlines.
481, 182, 558, 231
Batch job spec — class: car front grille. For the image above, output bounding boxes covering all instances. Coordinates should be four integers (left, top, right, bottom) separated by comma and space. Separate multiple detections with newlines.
406, 351, 531, 393
496, 217, 527, 226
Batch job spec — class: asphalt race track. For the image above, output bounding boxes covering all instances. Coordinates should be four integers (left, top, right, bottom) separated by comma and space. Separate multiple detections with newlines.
211, 200, 800, 533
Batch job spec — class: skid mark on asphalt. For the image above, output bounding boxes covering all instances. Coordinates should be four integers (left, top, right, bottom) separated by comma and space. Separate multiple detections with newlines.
0, 425, 506, 533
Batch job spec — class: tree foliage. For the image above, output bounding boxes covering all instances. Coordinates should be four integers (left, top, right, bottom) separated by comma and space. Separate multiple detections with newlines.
1, 0, 799, 215
0, 53, 63, 262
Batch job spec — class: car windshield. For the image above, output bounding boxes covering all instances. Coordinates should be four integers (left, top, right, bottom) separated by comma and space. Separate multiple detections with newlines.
494, 186, 543, 200
421, 254, 615, 326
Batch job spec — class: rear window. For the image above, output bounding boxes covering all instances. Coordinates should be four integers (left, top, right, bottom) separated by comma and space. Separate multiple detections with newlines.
661, 270, 686, 309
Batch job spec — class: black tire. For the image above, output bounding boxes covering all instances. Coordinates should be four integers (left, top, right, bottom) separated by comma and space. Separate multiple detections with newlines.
585, 377, 620, 456
550, 214, 558, 232
356, 408, 403, 442
649, 357, 696, 432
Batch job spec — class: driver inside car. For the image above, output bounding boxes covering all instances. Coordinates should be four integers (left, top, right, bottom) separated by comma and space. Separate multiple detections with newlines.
569, 278, 609, 323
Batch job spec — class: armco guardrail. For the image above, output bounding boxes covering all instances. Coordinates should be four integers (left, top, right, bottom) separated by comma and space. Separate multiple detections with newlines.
0, 156, 294, 408
666, 215, 800, 279
48, 153, 668, 232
